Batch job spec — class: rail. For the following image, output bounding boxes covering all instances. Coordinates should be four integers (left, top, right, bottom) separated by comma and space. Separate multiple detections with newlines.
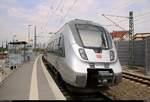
123, 71, 150, 86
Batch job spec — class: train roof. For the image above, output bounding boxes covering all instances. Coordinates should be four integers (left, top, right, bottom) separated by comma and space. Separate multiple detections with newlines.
67, 19, 103, 27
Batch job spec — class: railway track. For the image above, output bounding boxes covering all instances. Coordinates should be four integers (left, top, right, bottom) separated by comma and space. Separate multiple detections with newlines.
42, 56, 112, 100
123, 71, 150, 86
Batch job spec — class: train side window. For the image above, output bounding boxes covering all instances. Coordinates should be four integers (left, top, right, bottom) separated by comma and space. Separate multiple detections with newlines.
49, 43, 51, 52
47, 43, 50, 53
58, 34, 65, 57
50, 43, 52, 52
53, 39, 58, 54
56, 38, 59, 55
53, 40, 56, 53
52, 41, 54, 53
55, 39, 58, 54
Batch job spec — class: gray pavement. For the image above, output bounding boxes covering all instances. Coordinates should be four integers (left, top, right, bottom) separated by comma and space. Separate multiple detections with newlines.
36, 56, 55, 100
0, 55, 65, 100
0, 62, 33, 100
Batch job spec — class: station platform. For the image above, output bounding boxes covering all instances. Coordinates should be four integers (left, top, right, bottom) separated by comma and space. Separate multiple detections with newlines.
0, 55, 66, 100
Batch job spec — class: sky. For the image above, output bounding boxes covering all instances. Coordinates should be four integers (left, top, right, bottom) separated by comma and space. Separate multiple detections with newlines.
0, 0, 150, 45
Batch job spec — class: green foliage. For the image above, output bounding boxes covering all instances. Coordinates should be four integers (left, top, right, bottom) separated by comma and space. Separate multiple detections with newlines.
33, 48, 45, 53
0, 47, 8, 53
127, 64, 137, 69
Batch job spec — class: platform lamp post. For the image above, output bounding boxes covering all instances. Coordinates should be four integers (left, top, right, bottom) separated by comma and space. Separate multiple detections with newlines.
34, 26, 37, 49
28, 25, 32, 43
13, 35, 16, 42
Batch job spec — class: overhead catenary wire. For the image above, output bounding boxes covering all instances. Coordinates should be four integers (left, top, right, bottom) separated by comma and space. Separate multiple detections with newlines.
43, 0, 149, 37
50, 0, 57, 9
101, 14, 127, 31
97, 1, 132, 30
101, 25, 115, 27
125, 11, 150, 25
134, 11, 150, 17
131, 11, 150, 24
97, 0, 140, 25
48, 0, 64, 26
46, 0, 64, 23
52, 0, 66, 26
59, 0, 78, 25
53, 0, 64, 13
42, 0, 64, 34
40, 0, 57, 34
101, 13, 130, 40
105, 0, 137, 14
135, 17, 150, 25
101, 11, 150, 27
59, 0, 65, 13
101, 14, 129, 19
118, 14, 150, 25
38, 0, 63, 45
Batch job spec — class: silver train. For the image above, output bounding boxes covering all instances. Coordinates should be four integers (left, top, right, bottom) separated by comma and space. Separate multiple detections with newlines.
44, 19, 122, 91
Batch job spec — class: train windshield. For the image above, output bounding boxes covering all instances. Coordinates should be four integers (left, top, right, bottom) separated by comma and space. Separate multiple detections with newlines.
76, 24, 109, 49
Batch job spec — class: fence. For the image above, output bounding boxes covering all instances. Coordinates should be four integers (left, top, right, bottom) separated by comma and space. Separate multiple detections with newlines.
133, 40, 145, 67
115, 37, 150, 74
145, 36, 150, 75
115, 41, 129, 66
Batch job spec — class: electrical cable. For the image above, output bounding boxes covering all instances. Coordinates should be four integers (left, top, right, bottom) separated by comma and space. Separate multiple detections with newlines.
59, 0, 78, 25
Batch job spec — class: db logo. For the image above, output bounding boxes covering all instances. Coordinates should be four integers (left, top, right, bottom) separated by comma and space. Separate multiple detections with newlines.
96, 53, 102, 59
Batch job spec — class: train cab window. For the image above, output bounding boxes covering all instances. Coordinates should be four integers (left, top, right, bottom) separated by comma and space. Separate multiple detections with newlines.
76, 24, 111, 49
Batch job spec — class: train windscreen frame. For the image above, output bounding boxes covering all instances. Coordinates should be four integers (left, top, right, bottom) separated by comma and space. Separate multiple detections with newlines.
75, 24, 111, 49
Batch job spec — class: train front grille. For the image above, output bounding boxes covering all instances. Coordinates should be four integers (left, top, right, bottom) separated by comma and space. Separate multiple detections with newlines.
87, 68, 114, 87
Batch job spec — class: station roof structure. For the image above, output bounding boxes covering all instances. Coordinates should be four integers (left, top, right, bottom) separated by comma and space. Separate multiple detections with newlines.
9, 41, 27, 45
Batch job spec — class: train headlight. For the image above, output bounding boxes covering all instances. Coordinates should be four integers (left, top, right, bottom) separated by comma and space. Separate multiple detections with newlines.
110, 50, 115, 61
79, 48, 88, 60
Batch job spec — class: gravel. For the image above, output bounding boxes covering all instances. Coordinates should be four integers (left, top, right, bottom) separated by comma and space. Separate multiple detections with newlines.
103, 78, 150, 100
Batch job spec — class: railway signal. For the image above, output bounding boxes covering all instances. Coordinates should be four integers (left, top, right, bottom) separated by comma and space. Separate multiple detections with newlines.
128, 11, 134, 67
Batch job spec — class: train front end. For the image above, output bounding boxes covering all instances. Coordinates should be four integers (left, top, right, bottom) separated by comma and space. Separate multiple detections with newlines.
67, 20, 122, 89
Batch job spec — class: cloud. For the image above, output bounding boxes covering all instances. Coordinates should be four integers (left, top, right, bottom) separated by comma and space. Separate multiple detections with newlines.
7, 7, 24, 17
95, 0, 150, 32
0, 0, 150, 43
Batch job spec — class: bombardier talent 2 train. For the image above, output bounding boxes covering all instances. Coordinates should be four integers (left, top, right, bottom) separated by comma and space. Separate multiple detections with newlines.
44, 19, 122, 92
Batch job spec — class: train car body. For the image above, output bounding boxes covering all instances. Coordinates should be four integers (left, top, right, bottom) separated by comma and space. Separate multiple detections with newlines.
45, 19, 122, 90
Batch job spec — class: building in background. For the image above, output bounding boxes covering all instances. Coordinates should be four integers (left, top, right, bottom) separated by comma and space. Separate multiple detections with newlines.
110, 30, 129, 41
6, 41, 33, 69
0, 52, 8, 60
132, 33, 150, 40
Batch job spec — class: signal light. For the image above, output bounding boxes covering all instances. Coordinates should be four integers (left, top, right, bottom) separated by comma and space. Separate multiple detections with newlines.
110, 50, 115, 61
79, 48, 88, 60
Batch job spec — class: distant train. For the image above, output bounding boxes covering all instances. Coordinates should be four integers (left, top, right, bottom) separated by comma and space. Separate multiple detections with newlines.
44, 19, 122, 92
